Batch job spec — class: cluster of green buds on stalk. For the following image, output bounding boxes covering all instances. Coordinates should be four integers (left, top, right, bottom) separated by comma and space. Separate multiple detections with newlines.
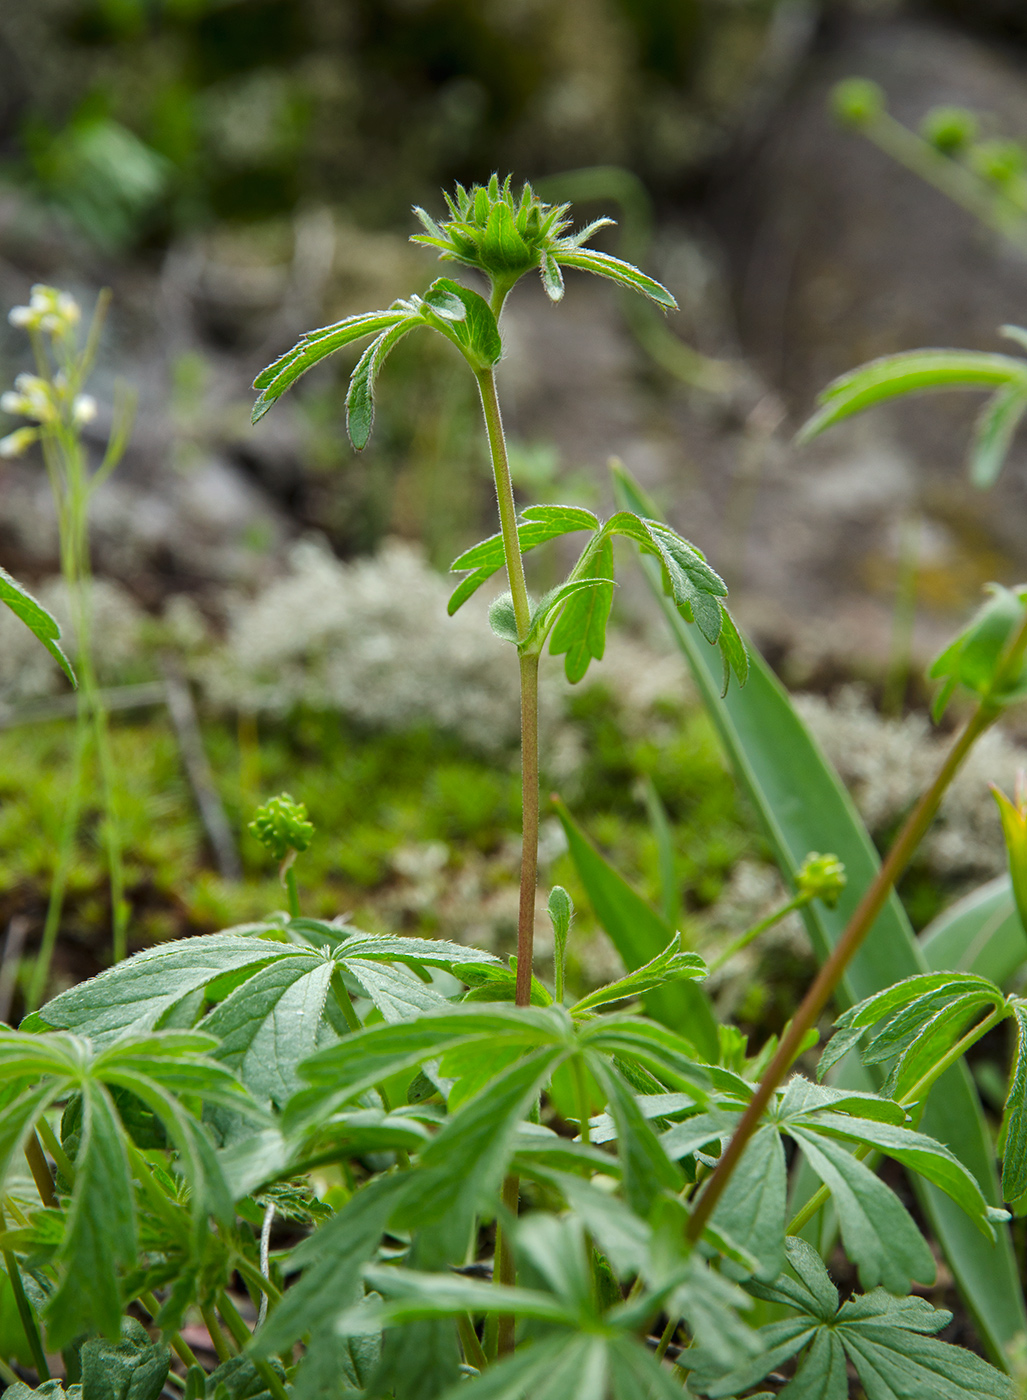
249, 791, 316, 919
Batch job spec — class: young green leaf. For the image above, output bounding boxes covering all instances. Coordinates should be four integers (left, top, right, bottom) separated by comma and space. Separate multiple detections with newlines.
251, 309, 411, 422
447, 504, 598, 615
971, 382, 1027, 488
570, 938, 706, 1014
346, 320, 417, 450
0, 564, 76, 687
1000, 1003, 1027, 1203
555, 248, 678, 309
796, 349, 1027, 445
548, 535, 615, 683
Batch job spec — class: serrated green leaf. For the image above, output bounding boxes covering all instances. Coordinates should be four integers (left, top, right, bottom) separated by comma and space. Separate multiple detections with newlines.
32, 932, 288, 1043
522, 576, 616, 654
796, 349, 1027, 445
448, 505, 597, 615
548, 536, 615, 683
346, 958, 449, 1022
788, 1126, 935, 1293
555, 248, 677, 309
711, 1126, 786, 1281
970, 382, 1027, 488
201, 955, 335, 1108
571, 938, 706, 1014
1001, 1004, 1027, 1202
0, 565, 76, 687
79, 1317, 170, 1400
804, 1113, 993, 1235
346, 320, 417, 450
251, 310, 410, 421
393, 1048, 565, 1251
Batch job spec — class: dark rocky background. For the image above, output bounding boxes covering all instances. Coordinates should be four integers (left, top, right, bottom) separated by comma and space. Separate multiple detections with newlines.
1, 0, 1026, 683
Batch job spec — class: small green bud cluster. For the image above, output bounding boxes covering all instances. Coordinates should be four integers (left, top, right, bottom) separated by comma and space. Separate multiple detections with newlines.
796, 852, 846, 908
248, 791, 315, 862
831, 79, 885, 129
920, 106, 979, 154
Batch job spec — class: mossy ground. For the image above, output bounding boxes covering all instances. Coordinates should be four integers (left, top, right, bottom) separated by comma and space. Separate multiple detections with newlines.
0, 684, 761, 1010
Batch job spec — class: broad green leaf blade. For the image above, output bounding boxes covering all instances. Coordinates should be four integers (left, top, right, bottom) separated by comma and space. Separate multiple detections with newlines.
842, 1320, 1015, 1399
1000, 1004, 1027, 1203
201, 955, 334, 1108
423, 278, 501, 368
48, 1081, 136, 1347
523, 577, 616, 653
919, 875, 1027, 986
970, 383, 1027, 488
711, 1126, 786, 1282
788, 1126, 935, 1294
251, 310, 410, 421
32, 932, 290, 1043
338, 932, 500, 969
806, 1113, 993, 1234
555, 248, 677, 308
346, 958, 449, 1021
612, 460, 1026, 1363
0, 565, 76, 687
548, 536, 615, 683
687, 1317, 816, 1398
80, 1318, 170, 1400
551, 795, 720, 1061
796, 350, 1027, 445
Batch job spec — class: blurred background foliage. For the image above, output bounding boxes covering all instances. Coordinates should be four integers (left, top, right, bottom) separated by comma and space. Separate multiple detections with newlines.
0, 0, 811, 251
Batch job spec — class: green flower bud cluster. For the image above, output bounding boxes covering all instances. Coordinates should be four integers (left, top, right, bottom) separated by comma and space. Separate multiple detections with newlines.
796, 852, 846, 909
248, 792, 315, 862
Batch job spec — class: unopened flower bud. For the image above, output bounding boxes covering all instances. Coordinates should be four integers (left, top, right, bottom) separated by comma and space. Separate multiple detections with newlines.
248, 791, 315, 861
797, 852, 847, 908
73, 395, 97, 425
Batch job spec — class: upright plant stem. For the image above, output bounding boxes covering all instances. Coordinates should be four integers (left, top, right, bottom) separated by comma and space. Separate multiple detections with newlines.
475, 358, 537, 1352
475, 365, 537, 1006
686, 700, 997, 1242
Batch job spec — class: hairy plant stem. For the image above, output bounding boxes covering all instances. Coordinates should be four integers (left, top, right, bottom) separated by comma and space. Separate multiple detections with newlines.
476, 354, 537, 1348
787, 998, 1009, 1237
474, 365, 537, 1007
686, 699, 999, 1243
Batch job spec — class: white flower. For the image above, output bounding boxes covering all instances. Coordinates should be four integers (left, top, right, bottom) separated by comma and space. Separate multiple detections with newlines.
7, 285, 81, 337
73, 395, 97, 425
0, 426, 38, 458
2, 374, 54, 424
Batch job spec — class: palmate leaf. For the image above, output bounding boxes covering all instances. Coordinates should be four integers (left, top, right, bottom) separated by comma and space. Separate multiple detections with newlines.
688, 1237, 1015, 1400
0, 564, 76, 687
0, 1029, 257, 1348
32, 925, 498, 1107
